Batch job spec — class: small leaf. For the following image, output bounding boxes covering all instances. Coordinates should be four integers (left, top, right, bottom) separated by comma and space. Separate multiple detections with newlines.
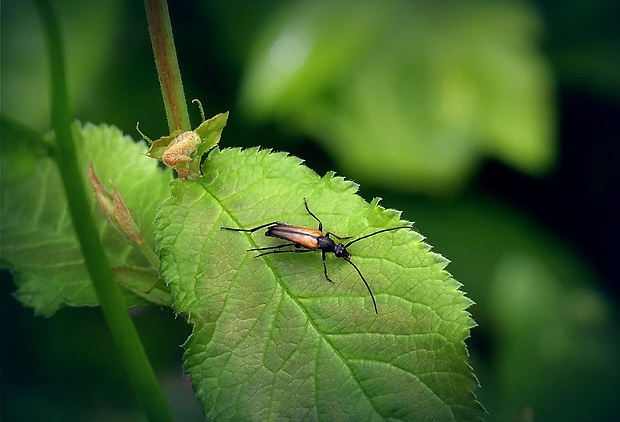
156, 148, 483, 420
142, 111, 229, 179
194, 112, 229, 155
1, 122, 172, 316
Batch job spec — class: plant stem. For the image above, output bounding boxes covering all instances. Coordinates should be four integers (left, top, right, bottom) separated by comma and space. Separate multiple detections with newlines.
140, 241, 162, 270
33, 1, 174, 421
144, 0, 191, 133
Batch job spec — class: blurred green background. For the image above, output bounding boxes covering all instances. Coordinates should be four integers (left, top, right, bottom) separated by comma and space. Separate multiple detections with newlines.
2, 0, 619, 420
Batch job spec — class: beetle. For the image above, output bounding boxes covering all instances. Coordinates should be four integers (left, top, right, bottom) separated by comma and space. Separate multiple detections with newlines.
221, 199, 414, 314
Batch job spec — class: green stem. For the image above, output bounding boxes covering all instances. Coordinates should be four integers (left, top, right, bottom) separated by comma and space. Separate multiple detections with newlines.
140, 241, 162, 270
33, 1, 173, 421
144, 0, 191, 133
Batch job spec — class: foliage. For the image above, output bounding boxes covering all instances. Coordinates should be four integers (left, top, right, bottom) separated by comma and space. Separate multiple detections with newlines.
3, 0, 619, 420
1, 122, 172, 316
1, 119, 483, 419
239, 0, 556, 192
158, 147, 482, 420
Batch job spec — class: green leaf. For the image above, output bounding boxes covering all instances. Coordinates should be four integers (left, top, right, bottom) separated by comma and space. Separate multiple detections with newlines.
143, 111, 229, 179
157, 148, 483, 420
195, 111, 230, 155
1, 122, 172, 316
240, 0, 555, 193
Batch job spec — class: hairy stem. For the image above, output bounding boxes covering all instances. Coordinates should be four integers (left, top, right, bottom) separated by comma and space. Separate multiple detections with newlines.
144, 0, 191, 132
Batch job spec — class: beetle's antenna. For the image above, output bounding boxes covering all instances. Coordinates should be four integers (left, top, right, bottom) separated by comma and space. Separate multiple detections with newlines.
345, 226, 414, 248
343, 257, 378, 314
221, 222, 279, 233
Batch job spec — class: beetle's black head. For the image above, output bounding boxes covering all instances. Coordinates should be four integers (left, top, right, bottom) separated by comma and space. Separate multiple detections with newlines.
333, 244, 350, 259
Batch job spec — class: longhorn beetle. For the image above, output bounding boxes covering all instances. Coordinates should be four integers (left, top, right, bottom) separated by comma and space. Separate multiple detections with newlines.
221, 199, 414, 314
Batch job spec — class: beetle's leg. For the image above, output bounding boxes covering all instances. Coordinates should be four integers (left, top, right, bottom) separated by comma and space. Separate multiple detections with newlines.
321, 250, 334, 283
325, 232, 352, 241
248, 243, 296, 252
303, 198, 323, 232
221, 221, 279, 233
254, 248, 314, 258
